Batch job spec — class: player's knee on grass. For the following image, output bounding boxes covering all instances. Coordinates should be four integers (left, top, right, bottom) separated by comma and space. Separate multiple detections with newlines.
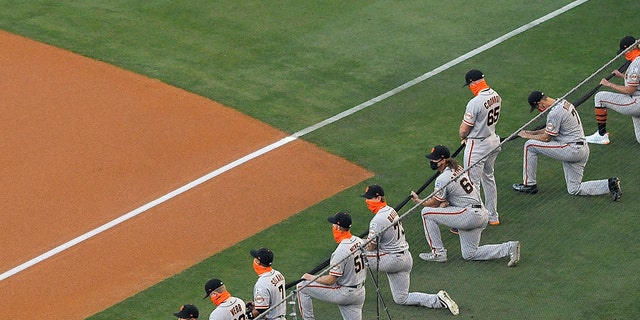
567, 185, 581, 195
461, 248, 478, 260
392, 291, 409, 305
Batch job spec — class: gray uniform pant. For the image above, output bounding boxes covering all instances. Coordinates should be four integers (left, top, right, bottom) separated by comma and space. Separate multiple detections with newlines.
464, 135, 501, 222
522, 140, 609, 195
595, 91, 640, 143
296, 281, 365, 320
421, 206, 512, 260
365, 251, 441, 308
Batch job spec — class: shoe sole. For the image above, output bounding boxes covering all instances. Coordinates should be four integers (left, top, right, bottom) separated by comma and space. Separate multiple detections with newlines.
488, 221, 500, 226
613, 180, 622, 201
438, 291, 459, 315
513, 188, 538, 194
512, 184, 538, 194
419, 255, 447, 263
508, 241, 520, 267
420, 258, 448, 263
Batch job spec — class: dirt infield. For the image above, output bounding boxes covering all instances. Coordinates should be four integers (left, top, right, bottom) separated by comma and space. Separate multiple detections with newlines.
0, 31, 372, 319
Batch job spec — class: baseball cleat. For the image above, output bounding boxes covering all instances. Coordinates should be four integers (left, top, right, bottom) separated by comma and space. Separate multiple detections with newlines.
512, 183, 538, 194
488, 217, 500, 226
437, 290, 459, 315
419, 251, 447, 263
507, 241, 520, 267
609, 177, 622, 201
585, 131, 610, 145
449, 228, 459, 235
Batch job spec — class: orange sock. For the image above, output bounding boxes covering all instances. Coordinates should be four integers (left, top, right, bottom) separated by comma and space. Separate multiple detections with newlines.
595, 108, 607, 135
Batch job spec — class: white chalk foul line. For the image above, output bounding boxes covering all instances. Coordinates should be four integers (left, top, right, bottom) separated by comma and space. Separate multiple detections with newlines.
0, 0, 588, 282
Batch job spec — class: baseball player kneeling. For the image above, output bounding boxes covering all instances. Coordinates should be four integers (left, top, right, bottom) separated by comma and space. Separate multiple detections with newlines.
361, 184, 458, 315
512, 91, 622, 201
413, 145, 520, 267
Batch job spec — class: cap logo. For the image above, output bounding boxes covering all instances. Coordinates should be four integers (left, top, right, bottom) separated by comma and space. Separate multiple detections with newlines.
431, 147, 435, 153
180, 305, 185, 311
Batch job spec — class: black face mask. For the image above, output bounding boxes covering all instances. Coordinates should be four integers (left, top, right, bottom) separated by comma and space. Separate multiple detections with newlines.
430, 160, 439, 170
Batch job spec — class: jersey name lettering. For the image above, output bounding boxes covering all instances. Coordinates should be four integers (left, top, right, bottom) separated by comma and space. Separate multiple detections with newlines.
270, 273, 285, 285
230, 303, 243, 316
386, 211, 398, 223
483, 95, 501, 109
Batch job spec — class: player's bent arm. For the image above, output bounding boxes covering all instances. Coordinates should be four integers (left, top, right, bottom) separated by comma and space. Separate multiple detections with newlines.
518, 129, 550, 142
410, 191, 442, 207
302, 273, 338, 285
365, 232, 377, 251
601, 79, 638, 95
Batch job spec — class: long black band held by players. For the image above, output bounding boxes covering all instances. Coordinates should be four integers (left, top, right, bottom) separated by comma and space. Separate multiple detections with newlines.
500, 60, 632, 143
285, 143, 466, 289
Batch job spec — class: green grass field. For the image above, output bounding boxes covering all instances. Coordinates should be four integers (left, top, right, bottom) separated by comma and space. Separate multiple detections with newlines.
2, 1, 639, 319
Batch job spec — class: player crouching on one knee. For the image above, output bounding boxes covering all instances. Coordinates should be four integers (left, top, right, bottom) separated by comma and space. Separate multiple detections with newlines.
412, 144, 520, 267
361, 184, 459, 315
512, 91, 622, 202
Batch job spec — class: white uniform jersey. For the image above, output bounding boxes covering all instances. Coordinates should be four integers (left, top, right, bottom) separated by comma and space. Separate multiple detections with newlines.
367, 205, 409, 254
209, 297, 246, 320
545, 99, 585, 144
330, 235, 367, 287
433, 166, 482, 208
625, 56, 640, 95
462, 88, 501, 139
253, 269, 286, 319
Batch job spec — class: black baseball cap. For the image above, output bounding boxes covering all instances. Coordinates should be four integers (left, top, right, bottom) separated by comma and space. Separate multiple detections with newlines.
425, 145, 450, 160
203, 278, 223, 298
361, 184, 385, 199
618, 35, 636, 54
174, 304, 199, 319
528, 91, 545, 112
327, 211, 352, 229
250, 247, 274, 266
464, 69, 484, 86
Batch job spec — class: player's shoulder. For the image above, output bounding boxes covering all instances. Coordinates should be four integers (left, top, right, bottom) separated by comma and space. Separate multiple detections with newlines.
378, 205, 396, 217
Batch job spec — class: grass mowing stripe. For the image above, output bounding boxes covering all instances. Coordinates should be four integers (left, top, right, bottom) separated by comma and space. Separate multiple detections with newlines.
0, 0, 588, 284
293, 0, 589, 138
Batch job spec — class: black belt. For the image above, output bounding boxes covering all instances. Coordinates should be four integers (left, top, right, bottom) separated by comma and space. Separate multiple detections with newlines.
392, 250, 406, 255
471, 204, 482, 208
574, 141, 584, 145
344, 283, 364, 289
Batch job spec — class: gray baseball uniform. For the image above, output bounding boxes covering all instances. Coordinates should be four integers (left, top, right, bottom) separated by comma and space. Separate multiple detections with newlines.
522, 99, 611, 195
593, 55, 640, 142
253, 269, 286, 319
462, 87, 502, 223
209, 297, 246, 320
421, 166, 516, 261
366, 205, 443, 308
296, 235, 366, 320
